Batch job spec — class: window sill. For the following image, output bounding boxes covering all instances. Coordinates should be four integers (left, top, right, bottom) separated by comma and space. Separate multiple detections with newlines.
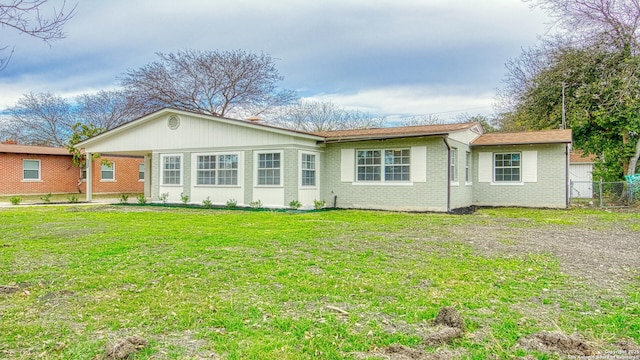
490, 182, 524, 186
194, 185, 241, 188
465, 182, 473, 186
255, 185, 284, 188
352, 182, 413, 186
300, 186, 318, 190
22, 179, 42, 182
160, 184, 183, 187
100, 180, 116, 182
450, 181, 460, 187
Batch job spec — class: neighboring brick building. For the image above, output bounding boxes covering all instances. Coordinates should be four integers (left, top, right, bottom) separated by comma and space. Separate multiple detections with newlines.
0, 140, 144, 196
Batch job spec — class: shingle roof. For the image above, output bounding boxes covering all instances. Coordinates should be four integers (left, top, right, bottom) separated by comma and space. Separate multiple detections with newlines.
471, 129, 572, 146
0, 143, 71, 156
570, 150, 596, 163
314, 122, 480, 141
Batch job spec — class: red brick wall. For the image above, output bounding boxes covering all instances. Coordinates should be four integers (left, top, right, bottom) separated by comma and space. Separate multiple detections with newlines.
79, 156, 144, 194
1, 153, 144, 196
0, 153, 79, 195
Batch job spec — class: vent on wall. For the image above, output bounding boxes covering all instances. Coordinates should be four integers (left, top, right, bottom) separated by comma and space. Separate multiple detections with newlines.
167, 115, 180, 130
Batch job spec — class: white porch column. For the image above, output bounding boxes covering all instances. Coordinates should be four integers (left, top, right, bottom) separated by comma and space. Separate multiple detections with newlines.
85, 153, 93, 202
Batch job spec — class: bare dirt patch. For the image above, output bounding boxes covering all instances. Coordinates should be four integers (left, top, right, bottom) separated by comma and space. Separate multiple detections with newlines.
452, 221, 640, 293
100, 335, 147, 360
516, 331, 593, 356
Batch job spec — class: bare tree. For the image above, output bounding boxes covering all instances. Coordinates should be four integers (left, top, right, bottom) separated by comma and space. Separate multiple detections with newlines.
0, 0, 77, 70
75, 90, 154, 131
526, 0, 640, 52
6, 92, 75, 146
121, 49, 297, 118
266, 100, 384, 132
399, 114, 441, 126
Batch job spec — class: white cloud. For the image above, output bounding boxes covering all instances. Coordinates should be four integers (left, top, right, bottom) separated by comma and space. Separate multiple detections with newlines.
305, 85, 495, 121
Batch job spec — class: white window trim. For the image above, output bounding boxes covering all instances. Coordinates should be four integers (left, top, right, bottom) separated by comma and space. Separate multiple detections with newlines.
299, 151, 318, 189
192, 152, 241, 188
465, 151, 472, 186
138, 163, 145, 182
254, 150, 283, 187
493, 152, 522, 184
161, 154, 183, 186
22, 159, 41, 181
354, 148, 412, 184
100, 162, 116, 182
450, 147, 458, 183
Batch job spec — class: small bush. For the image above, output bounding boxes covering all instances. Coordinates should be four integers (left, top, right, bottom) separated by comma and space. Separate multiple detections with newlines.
137, 194, 147, 204
159, 192, 169, 204
313, 199, 326, 210
249, 200, 262, 209
40, 193, 52, 204
9, 196, 21, 205
289, 200, 302, 210
68, 195, 78, 203
119, 194, 129, 204
180, 193, 190, 204
202, 197, 212, 208
226, 198, 237, 209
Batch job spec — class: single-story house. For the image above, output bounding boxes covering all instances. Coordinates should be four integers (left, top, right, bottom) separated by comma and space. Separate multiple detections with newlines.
0, 140, 145, 196
75, 108, 572, 212
569, 150, 596, 199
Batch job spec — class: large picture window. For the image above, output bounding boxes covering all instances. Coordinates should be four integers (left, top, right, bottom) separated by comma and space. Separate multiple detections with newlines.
162, 155, 182, 185
196, 154, 238, 185
357, 149, 410, 182
257, 152, 281, 185
494, 152, 521, 182
23, 159, 40, 180
301, 153, 316, 186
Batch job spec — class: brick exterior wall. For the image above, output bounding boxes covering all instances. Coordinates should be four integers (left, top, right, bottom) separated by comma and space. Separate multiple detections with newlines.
79, 155, 145, 194
0, 152, 144, 196
0, 153, 80, 195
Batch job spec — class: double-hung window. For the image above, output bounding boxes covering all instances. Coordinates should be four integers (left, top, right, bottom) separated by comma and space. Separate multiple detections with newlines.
301, 153, 316, 186
450, 148, 458, 182
357, 149, 410, 182
101, 163, 115, 181
138, 163, 145, 181
162, 155, 182, 185
494, 152, 521, 182
465, 151, 471, 182
257, 152, 281, 185
23, 159, 40, 180
197, 154, 238, 185
384, 149, 410, 181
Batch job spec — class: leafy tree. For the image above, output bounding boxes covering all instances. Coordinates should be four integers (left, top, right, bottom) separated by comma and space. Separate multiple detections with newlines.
266, 100, 384, 132
0, 0, 77, 70
498, 0, 640, 179
120, 49, 297, 118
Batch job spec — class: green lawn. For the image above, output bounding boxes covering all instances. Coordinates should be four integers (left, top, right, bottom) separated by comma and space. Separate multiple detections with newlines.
0, 205, 638, 359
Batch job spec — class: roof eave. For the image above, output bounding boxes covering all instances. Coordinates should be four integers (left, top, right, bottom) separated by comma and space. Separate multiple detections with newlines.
322, 132, 449, 144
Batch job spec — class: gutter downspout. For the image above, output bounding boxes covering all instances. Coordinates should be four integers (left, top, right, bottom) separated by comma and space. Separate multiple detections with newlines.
443, 136, 451, 213
565, 143, 570, 208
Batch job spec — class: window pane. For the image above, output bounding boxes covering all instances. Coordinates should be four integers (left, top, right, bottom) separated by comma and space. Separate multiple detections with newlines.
23, 160, 40, 180
301, 154, 316, 186
494, 153, 521, 182
101, 163, 114, 180
258, 153, 281, 185
384, 150, 410, 181
163, 156, 181, 184
139, 163, 145, 180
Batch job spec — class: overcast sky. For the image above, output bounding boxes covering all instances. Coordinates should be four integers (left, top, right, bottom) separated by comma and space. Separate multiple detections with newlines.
0, 0, 551, 122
